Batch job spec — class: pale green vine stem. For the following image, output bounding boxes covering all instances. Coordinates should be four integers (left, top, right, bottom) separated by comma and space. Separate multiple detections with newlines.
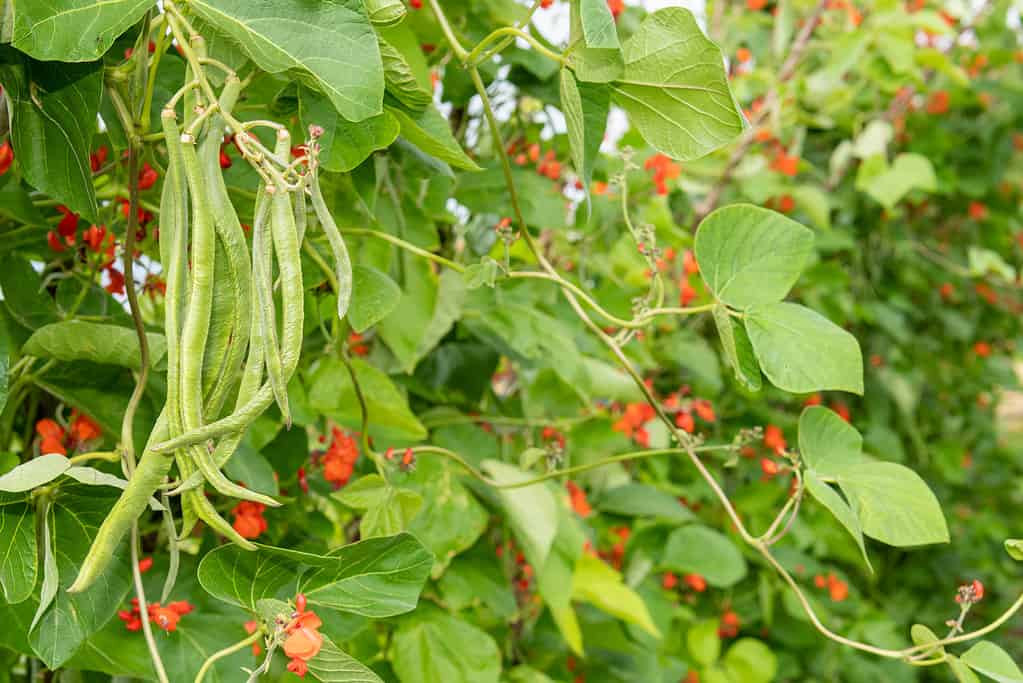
193, 629, 263, 683
465, 26, 567, 66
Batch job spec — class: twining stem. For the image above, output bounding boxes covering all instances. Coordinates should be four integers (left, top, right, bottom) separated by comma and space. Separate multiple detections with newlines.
413, 444, 734, 490
193, 630, 263, 683
465, 27, 566, 66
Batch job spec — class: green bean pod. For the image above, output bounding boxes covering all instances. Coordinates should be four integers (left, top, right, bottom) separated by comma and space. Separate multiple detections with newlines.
254, 183, 290, 424
190, 441, 279, 506
310, 170, 354, 320
200, 75, 251, 419
68, 412, 171, 593
182, 485, 256, 550
270, 184, 305, 422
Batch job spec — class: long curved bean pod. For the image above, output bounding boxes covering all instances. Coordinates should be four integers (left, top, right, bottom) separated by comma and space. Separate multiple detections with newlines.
310, 169, 353, 320
182, 486, 257, 550
200, 75, 251, 419
254, 183, 289, 424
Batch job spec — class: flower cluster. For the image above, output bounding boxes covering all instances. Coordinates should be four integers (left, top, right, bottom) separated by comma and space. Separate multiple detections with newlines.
118, 598, 193, 632
813, 572, 849, 602
283, 594, 323, 677
35, 411, 101, 456
320, 426, 360, 488
644, 153, 681, 195
231, 501, 269, 540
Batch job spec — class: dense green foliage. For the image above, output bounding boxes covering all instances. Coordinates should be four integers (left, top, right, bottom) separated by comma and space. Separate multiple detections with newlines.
0, 0, 1021, 682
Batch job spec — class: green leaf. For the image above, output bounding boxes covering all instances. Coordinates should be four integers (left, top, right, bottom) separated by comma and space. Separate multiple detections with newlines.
610, 8, 743, 160
0, 57, 101, 221
567, 1, 624, 82
695, 205, 814, 309
804, 472, 872, 572
910, 624, 943, 652
831, 462, 949, 547
961, 641, 1023, 683
949, 656, 983, 683
387, 101, 481, 170
579, 0, 619, 48
392, 607, 502, 683
333, 475, 423, 538
712, 304, 762, 392
688, 619, 721, 666
481, 460, 560, 570
222, 447, 279, 497
364, 0, 406, 27
859, 153, 937, 209
559, 69, 609, 208
0, 313, 10, 415
307, 635, 384, 683
662, 525, 747, 587
378, 29, 432, 110
723, 638, 778, 683
1006, 539, 1023, 561
798, 406, 865, 472
744, 302, 864, 395
0, 455, 70, 492
29, 486, 133, 669
348, 265, 402, 333
198, 533, 433, 617
63, 466, 164, 511
307, 357, 427, 441
0, 502, 36, 603
300, 87, 399, 172
9, 0, 152, 62
189, 0, 383, 122
596, 483, 693, 522
570, 553, 660, 637
29, 503, 57, 633
23, 321, 167, 371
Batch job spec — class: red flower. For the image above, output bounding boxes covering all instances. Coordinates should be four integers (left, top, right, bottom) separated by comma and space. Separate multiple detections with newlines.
83, 225, 107, 252
138, 557, 153, 574
803, 393, 822, 407
137, 162, 158, 190
90, 146, 108, 173
682, 249, 699, 275
565, 481, 592, 517
0, 141, 14, 176
675, 411, 695, 433
105, 268, 126, 295
973, 341, 992, 357
760, 457, 780, 477
70, 410, 102, 442
607, 0, 625, 18
148, 604, 181, 632
46, 231, 66, 253
771, 152, 800, 177
968, 201, 988, 221
662, 572, 678, 589
684, 573, 707, 592
830, 402, 851, 422
283, 606, 324, 677
679, 280, 697, 306
219, 146, 233, 169
322, 427, 359, 488
763, 425, 786, 454
926, 90, 950, 115
692, 400, 716, 423
232, 501, 268, 539
644, 153, 681, 195
57, 206, 80, 238
827, 573, 849, 602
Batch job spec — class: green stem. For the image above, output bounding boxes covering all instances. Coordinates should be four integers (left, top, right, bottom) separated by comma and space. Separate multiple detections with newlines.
193, 630, 262, 683
466, 27, 566, 66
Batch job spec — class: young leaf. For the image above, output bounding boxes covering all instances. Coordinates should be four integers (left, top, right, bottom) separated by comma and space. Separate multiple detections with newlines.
687, 619, 721, 666
0, 455, 70, 492
948, 656, 983, 683
559, 68, 609, 210
378, 30, 432, 111
695, 205, 814, 309
859, 153, 937, 210
712, 304, 762, 391
832, 462, 950, 547
364, 0, 406, 27
567, 0, 624, 82
662, 525, 747, 587
9, 0, 152, 62
188, 0, 384, 122
611, 8, 743, 160
570, 553, 660, 637
0, 58, 101, 221
723, 638, 778, 683
579, 0, 620, 49
744, 302, 864, 395
961, 641, 1023, 683
1006, 539, 1023, 561
0, 502, 37, 604
29, 503, 58, 632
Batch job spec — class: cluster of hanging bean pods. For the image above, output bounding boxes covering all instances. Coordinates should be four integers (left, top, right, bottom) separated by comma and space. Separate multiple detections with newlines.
70, 50, 351, 593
